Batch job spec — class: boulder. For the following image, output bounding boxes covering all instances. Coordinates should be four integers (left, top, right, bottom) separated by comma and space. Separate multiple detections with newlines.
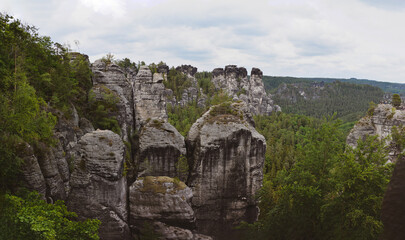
67, 130, 130, 240
186, 102, 265, 238
129, 176, 194, 230
138, 120, 187, 180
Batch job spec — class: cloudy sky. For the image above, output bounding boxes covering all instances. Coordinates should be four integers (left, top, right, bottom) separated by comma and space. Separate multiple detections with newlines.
2, 0, 405, 83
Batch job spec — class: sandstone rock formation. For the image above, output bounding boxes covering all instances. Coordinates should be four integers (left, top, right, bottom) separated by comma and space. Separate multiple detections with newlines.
347, 104, 405, 161
67, 130, 130, 240
381, 156, 405, 240
186, 101, 265, 238
134, 66, 168, 128
129, 176, 212, 240
18, 142, 47, 198
211, 65, 280, 115
138, 120, 186, 179
92, 60, 135, 140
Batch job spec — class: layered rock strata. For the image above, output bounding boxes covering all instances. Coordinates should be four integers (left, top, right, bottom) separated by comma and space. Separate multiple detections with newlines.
129, 176, 211, 240
134, 66, 168, 128
211, 65, 280, 115
186, 102, 265, 238
347, 104, 405, 161
92, 60, 135, 140
138, 120, 186, 179
67, 130, 130, 240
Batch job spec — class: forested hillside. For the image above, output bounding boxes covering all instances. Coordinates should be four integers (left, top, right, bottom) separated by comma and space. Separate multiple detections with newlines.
0, 14, 100, 239
270, 81, 384, 128
263, 76, 405, 95
238, 112, 396, 240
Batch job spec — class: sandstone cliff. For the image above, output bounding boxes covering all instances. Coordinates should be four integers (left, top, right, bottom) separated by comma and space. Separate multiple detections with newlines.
186, 101, 265, 238
212, 65, 280, 115
19, 59, 269, 240
347, 104, 405, 161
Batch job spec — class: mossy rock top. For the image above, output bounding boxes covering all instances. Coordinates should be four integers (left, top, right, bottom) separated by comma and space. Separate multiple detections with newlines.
137, 176, 187, 194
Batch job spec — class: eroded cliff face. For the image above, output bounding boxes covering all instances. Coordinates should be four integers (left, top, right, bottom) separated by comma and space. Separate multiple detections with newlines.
92, 60, 135, 141
20, 60, 267, 240
134, 66, 168, 128
67, 130, 130, 240
138, 120, 186, 179
186, 102, 265, 238
347, 104, 405, 161
212, 65, 280, 115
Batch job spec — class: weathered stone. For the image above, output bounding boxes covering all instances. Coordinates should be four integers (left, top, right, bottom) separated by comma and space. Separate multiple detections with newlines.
67, 130, 130, 240
211, 65, 279, 115
158, 64, 170, 74
186, 102, 265, 238
92, 60, 135, 141
138, 120, 186, 180
134, 66, 168, 128
347, 104, 405, 162
34, 142, 66, 201
152, 222, 212, 240
176, 65, 198, 77
18, 142, 47, 198
129, 176, 194, 229
381, 156, 405, 240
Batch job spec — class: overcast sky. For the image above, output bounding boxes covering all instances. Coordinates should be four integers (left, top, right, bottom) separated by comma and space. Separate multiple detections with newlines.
2, 0, 405, 83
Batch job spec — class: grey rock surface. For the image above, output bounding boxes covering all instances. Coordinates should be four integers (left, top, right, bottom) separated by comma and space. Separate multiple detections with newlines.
347, 104, 405, 162
152, 221, 212, 240
129, 176, 194, 229
67, 130, 130, 240
92, 60, 135, 140
138, 120, 187, 179
18, 142, 47, 198
186, 102, 265, 238
134, 66, 168, 128
211, 65, 280, 115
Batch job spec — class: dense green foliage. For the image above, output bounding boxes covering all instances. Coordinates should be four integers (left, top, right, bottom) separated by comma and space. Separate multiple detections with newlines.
242, 113, 393, 240
392, 94, 401, 107
272, 81, 384, 123
163, 67, 192, 100
167, 102, 205, 136
0, 191, 100, 240
87, 86, 121, 134
263, 75, 405, 95
0, 14, 100, 238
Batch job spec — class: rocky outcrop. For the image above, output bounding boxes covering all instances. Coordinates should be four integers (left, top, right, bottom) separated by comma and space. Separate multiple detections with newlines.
347, 104, 405, 161
134, 66, 168, 128
18, 142, 47, 198
164, 65, 206, 108
129, 176, 211, 240
67, 130, 130, 240
186, 102, 265, 238
212, 65, 280, 115
381, 156, 405, 240
138, 120, 187, 179
176, 65, 198, 77
92, 60, 135, 140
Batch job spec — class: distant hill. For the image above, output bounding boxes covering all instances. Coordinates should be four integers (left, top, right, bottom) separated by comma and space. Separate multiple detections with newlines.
263, 76, 405, 95
270, 80, 384, 131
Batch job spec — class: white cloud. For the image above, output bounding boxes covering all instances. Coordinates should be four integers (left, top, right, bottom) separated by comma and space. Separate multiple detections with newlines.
2, 0, 405, 82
